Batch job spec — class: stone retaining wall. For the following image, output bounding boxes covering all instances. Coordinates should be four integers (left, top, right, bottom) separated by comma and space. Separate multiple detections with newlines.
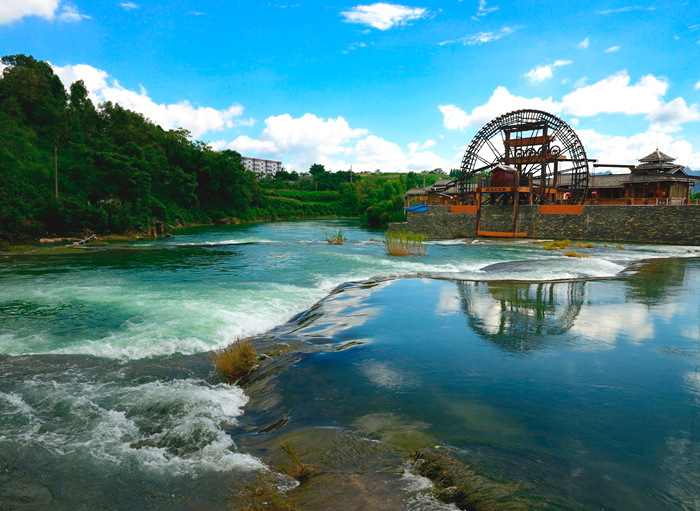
389, 205, 700, 245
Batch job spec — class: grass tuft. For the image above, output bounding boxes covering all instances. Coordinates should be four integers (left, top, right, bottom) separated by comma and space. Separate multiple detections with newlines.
280, 442, 314, 481
212, 340, 258, 383
574, 242, 595, 248
324, 229, 346, 245
385, 230, 427, 256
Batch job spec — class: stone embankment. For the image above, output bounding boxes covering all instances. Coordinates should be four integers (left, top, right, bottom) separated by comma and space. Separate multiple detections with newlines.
391, 205, 700, 245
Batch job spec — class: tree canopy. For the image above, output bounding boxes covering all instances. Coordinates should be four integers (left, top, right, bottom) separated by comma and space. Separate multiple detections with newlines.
0, 54, 431, 240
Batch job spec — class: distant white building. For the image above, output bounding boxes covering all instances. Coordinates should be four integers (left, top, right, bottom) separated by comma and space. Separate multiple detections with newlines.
241, 157, 282, 178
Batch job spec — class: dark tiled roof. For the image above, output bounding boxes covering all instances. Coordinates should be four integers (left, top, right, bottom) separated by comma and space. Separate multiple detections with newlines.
638, 149, 676, 163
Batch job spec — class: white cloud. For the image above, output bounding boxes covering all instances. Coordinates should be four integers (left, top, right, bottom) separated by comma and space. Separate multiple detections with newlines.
0, 0, 88, 23
597, 5, 655, 15
340, 3, 428, 30
120, 2, 138, 10
605, 45, 621, 53
52, 63, 250, 138
440, 26, 519, 45
694, 81, 700, 90
439, 71, 700, 168
560, 71, 667, 116
438, 87, 558, 130
441, 72, 694, 127
0, 0, 58, 23
647, 97, 700, 126
577, 37, 590, 49
225, 113, 448, 172
472, 0, 498, 20
578, 125, 700, 168
525, 60, 572, 84
57, 3, 90, 22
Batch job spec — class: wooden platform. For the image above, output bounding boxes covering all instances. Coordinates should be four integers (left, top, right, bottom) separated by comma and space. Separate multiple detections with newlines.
477, 231, 529, 238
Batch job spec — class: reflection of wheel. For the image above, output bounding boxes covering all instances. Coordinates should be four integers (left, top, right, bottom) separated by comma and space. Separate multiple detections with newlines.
459, 109, 589, 205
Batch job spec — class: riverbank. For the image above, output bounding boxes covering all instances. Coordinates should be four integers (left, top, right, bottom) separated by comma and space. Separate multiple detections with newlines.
0, 216, 361, 256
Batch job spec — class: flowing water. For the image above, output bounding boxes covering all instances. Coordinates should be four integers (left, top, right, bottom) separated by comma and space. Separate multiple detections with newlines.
1, 219, 699, 510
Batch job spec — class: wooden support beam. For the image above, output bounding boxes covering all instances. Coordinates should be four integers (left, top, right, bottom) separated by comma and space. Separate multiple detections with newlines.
506, 135, 555, 147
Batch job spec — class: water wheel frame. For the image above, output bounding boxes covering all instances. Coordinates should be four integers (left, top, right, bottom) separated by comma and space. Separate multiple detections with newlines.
458, 109, 589, 205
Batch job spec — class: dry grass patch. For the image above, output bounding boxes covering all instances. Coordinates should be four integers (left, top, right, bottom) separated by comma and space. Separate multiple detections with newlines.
563, 250, 589, 258
574, 242, 595, 248
212, 340, 258, 382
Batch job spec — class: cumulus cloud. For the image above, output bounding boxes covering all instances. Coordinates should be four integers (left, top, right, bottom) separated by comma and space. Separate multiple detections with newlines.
696, 81, 700, 90
0, 0, 88, 23
440, 72, 693, 130
439, 71, 700, 168
577, 37, 590, 49
525, 60, 572, 84
646, 97, 700, 126
577, 125, 700, 168
605, 45, 621, 53
438, 87, 558, 130
440, 25, 519, 45
224, 113, 449, 172
52, 63, 251, 138
560, 71, 666, 116
340, 3, 428, 30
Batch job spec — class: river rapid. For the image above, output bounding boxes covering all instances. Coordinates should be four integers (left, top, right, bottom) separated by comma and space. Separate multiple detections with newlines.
1, 219, 699, 510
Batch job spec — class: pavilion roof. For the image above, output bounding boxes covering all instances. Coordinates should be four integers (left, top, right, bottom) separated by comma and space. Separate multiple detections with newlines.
638, 149, 676, 163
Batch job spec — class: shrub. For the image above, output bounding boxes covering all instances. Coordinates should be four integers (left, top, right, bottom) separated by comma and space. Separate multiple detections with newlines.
212, 340, 258, 382
385, 230, 427, 256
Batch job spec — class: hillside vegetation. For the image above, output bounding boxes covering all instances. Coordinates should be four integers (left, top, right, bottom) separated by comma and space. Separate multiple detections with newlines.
0, 54, 444, 241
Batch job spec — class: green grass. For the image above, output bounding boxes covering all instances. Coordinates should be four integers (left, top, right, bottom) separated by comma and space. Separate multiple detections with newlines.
385, 230, 427, 256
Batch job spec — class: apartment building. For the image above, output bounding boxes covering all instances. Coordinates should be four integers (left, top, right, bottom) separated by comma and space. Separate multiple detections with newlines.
241, 157, 282, 178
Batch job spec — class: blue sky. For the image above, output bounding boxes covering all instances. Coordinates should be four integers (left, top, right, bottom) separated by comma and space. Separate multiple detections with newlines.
1, 0, 699, 172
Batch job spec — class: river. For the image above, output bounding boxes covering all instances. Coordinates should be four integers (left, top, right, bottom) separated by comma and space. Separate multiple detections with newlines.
1, 219, 698, 510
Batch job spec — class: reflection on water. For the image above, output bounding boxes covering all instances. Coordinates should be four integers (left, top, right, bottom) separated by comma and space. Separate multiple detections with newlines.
457, 280, 585, 353
243, 262, 700, 511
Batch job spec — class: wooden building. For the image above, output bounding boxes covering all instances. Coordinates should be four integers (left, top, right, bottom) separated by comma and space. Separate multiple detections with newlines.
404, 179, 459, 208
587, 149, 698, 205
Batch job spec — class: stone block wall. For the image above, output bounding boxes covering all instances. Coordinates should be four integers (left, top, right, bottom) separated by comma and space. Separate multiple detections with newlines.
391, 205, 700, 245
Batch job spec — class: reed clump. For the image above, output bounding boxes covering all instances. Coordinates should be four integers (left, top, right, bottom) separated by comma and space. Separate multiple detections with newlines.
574, 242, 595, 248
385, 230, 427, 256
212, 340, 258, 382
563, 250, 588, 258
325, 229, 346, 245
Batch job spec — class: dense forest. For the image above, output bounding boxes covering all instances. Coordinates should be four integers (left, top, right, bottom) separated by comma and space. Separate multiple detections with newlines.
0, 55, 443, 241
